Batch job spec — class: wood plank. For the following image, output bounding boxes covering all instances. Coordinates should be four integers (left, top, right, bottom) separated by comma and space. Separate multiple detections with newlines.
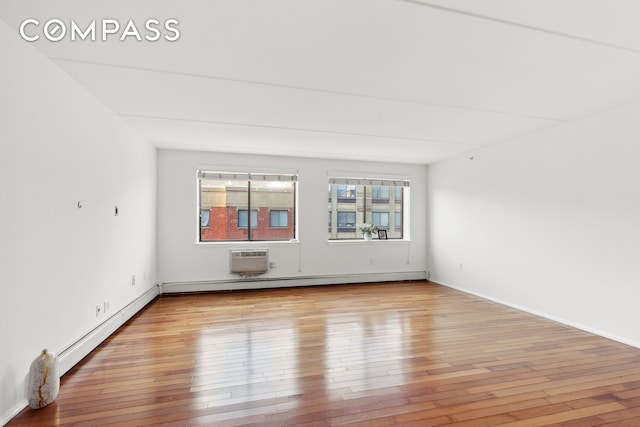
7, 281, 640, 426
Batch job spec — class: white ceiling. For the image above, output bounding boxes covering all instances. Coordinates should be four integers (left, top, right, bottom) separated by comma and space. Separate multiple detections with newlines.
2, 0, 640, 164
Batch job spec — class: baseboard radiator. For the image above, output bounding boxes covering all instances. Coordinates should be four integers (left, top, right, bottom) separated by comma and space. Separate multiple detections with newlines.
162, 271, 429, 293
230, 249, 269, 276
0, 285, 160, 426
57, 285, 160, 373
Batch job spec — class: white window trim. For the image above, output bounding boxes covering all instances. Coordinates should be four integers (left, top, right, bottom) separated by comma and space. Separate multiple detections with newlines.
196, 167, 299, 244
327, 173, 411, 242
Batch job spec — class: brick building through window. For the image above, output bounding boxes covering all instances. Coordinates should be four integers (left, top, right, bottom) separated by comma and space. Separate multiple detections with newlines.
199, 171, 297, 242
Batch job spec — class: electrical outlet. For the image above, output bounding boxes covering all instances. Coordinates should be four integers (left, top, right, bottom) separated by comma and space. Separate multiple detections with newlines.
269, 261, 277, 269
131, 274, 136, 286
104, 301, 110, 313
96, 305, 102, 317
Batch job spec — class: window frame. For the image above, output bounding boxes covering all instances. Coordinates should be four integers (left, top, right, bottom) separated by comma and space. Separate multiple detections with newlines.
197, 170, 298, 243
327, 175, 409, 241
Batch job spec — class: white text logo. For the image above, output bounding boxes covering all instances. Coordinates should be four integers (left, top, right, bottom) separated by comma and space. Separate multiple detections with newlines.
19, 18, 180, 42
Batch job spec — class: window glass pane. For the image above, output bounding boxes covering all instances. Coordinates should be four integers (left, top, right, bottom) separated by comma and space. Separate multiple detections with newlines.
199, 171, 296, 242
249, 180, 295, 241
200, 178, 247, 241
328, 178, 407, 240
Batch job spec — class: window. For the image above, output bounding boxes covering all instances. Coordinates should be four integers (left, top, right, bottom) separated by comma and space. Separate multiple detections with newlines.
238, 210, 258, 228
270, 210, 288, 227
372, 186, 389, 202
328, 176, 409, 240
395, 186, 402, 202
200, 209, 210, 228
198, 171, 297, 242
371, 212, 389, 228
336, 185, 356, 202
337, 211, 356, 231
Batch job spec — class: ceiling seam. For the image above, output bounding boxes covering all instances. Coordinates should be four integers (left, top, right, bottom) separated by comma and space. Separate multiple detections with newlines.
121, 113, 480, 146
154, 142, 431, 164
51, 57, 566, 123
398, 0, 640, 54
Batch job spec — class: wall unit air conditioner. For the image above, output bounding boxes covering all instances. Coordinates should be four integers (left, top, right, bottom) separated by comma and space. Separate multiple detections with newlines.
230, 249, 269, 276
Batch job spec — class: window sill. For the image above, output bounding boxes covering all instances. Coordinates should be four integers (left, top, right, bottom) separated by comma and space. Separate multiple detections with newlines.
326, 239, 410, 245
196, 239, 299, 247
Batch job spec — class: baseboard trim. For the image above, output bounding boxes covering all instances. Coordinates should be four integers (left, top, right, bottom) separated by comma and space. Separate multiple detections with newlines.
0, 285, 160, 427
161, 271, 427, 293
2, 403, 27, 427
432, 279, 640, 350
58, 285, 160, 374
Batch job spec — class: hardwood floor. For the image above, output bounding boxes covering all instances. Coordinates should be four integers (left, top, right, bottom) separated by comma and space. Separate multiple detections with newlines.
8, 281, 640, 426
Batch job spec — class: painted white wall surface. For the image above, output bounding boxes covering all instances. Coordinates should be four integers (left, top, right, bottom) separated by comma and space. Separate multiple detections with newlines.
157, 150, 427, 288
427, 99, 640, 348
0, 21, 157, 423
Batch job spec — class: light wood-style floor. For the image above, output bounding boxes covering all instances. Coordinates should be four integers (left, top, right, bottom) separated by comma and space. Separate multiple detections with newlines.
8, 281, 640, 426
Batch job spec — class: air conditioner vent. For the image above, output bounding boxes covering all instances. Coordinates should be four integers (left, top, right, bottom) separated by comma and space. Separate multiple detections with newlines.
230, 249, 269, 276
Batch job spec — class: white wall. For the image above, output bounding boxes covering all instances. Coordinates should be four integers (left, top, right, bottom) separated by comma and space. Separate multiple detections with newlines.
158, 150, 427, 289
0, 22, 157, 423
427, 99, 640, 347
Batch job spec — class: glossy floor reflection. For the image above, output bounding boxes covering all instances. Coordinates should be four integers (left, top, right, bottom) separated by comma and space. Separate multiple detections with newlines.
191, 287, 419, 421
8, 282, 640, 426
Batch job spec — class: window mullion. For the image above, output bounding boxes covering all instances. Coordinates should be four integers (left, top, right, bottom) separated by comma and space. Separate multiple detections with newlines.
247, 180, 252, 241
363, 186, 368, 231
198, 178, 203, 242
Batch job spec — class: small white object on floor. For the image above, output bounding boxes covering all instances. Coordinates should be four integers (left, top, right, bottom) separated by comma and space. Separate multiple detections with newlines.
28, 349, 60, 409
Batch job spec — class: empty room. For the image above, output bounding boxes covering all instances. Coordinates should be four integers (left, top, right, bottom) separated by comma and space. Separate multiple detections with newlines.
2, 1, 640, 426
